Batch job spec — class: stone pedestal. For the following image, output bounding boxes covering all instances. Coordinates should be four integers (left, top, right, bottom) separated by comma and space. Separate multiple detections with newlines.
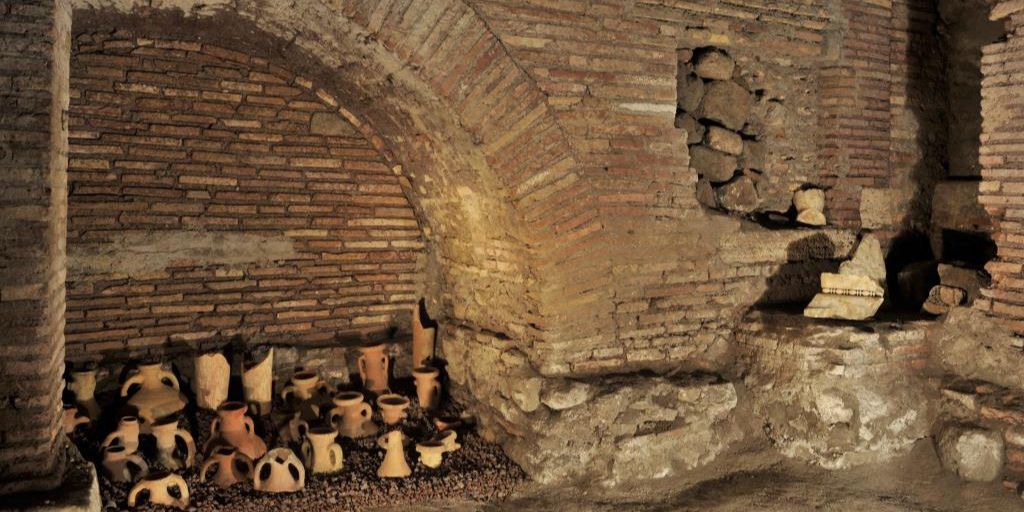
739, 311, 935, 469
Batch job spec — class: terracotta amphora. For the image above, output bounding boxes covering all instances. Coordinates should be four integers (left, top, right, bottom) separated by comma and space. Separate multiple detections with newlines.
67, 367, 101, 419
413, 366, 442, 410
199, 446, 253, 489
376, 393, 410, 426
194, 351, 230, 411
150, 416, 196, 470
301, 426, 344, 474
242, 348, 274, 416
357, 342, 390, 394
128, 471, 189, 510
254, 448, 305, 493
281, 369, 328, 402
411, 301, 437, 367
329, 391, 376, 439
121, 362, 187, 429
102, 416, 141, 454
278, 410, 309, 444
101, 445, 148, 484
62, 404, 90, 434
416, 440, 447, 469
377, 430, 412, 478
207, 401, 267, 460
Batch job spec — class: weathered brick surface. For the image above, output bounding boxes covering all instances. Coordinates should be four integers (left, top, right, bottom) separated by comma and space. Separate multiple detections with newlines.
0, 0, 69, 495
65, 34, 425, 358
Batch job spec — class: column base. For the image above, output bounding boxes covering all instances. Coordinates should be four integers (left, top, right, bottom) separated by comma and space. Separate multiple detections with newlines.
0, 438, 100, 512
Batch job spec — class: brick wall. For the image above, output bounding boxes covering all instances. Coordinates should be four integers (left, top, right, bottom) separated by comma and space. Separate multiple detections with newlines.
978, 4, 1024, 332
0, 0, 69, 495
64, 33, 425, 359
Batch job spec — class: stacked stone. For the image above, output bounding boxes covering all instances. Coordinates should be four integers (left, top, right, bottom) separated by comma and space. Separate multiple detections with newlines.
676, 48, 764, 214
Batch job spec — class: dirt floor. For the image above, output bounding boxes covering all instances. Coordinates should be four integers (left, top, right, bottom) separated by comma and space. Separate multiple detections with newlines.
387, 441, 1024, 512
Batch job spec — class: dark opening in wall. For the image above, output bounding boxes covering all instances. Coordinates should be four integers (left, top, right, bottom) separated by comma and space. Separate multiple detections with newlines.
940, 229, 997, 268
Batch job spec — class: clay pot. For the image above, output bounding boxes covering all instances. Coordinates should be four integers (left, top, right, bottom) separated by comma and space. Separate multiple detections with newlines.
121, 362, 187, 429
416, 440, 447, 469
433, 415, 465, 432
281, 369, 331, 404
62, 404, 90, 434
436, 429, 461, 452
376, 393, 410, 426
199, 446, 253, 489
207, 401, 267, 460
413, 366, 442, 410
301, 426, 344, 474
242, 348, 274, 416
101, 445, 148, 484
329, 391, 376, 439
150, 416, 196, 470
278, 410, 309, 444
254, 448, 305, 493
377, 430, 411, 478
194, 351, 230, 411
67, 367, 101, 419
411, 301, 436, 367
128, 471, 189, 510
101, 416, 141, 454
357, 342, 390, 394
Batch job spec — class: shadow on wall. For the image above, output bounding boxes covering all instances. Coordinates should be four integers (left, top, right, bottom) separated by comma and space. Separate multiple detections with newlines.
756, 233, 840, 307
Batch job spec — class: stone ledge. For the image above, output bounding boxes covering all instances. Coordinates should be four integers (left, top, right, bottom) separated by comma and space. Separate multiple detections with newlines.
0, 439, 100, 512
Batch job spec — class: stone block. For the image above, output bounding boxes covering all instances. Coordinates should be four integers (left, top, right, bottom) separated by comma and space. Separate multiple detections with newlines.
704, 126, 743, 155
694, 50, 735, 80
676, 71, 705, 113
717, 176, 759, 213
698, 80, 753, 131
674, 112, 705, 144
937, 424, 1004, 482
689, 145, 737, 183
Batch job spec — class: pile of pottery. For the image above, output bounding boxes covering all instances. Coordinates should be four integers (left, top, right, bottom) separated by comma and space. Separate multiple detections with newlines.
64, 301, 468, 510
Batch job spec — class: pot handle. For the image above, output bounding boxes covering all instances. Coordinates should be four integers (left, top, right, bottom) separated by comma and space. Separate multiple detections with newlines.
382, 354, 390, 384
330, 443, 343, 470
359, 402, 373, 418
356, 356, 367, 383
300, 439, 313, 469
235, 452, 254, 478
280, 384, 296, 402
120, 373, 145, 397
127, 454, 149, 479
127, 481, 147, 507
176, 429, 196, 468
244, 416, 255, 434
169, 474, 189, 508
199, 458, 216, 483
159, 368, 180, 390
100, 431, 121, 449
253, 460, 268, 490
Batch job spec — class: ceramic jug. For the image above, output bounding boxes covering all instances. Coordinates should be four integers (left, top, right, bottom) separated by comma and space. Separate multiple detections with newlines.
242, 348, 273, 416
329, 391, 376, 439
357, 342, 390, 394
436, 429, 461, 452
101, 416, 141, 454
128, 471, 189, 510
194, 351, 230, 411
301, 426, 344, 474
199, 446, 253, 489
376, 393, 410, 426
206, 401, 267, 460
377, 430, 412, 478
62, 404, 89, 434
281, 369, 330, 403
413, 366, 442, 410
278, 410, 309, 444
416, 440, 447, 469
254, 448, 305, 493
150, 416, 196, 470
120, 362, 187, 429
101, 445, 148, 484
67, 366, 101, 419
411, 301, 436, 367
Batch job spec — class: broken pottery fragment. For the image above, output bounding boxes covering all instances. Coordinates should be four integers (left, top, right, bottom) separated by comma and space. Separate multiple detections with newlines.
793, 189, 826, 226
804, 235, 886, 320
922, 284, 967, 315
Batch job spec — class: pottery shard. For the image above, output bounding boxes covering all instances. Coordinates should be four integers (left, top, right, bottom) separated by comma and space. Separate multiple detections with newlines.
699, 80, 753, 131
937, 424, 1004, 482
704, 126, 743, 156
796, 210, 827, 226
717, 176, 759, 213
739, 140, 767, 170
794, 189, 825, 213
694, 50, 735, 80
922, 285, 967, 315
690, 145, 737, 183
675, 112, 706, 145
677, 71, 705, 113
695, 179, 718, 208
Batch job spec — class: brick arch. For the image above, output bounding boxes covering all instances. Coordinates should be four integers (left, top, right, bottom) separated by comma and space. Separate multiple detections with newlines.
67, 2, 592, 353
